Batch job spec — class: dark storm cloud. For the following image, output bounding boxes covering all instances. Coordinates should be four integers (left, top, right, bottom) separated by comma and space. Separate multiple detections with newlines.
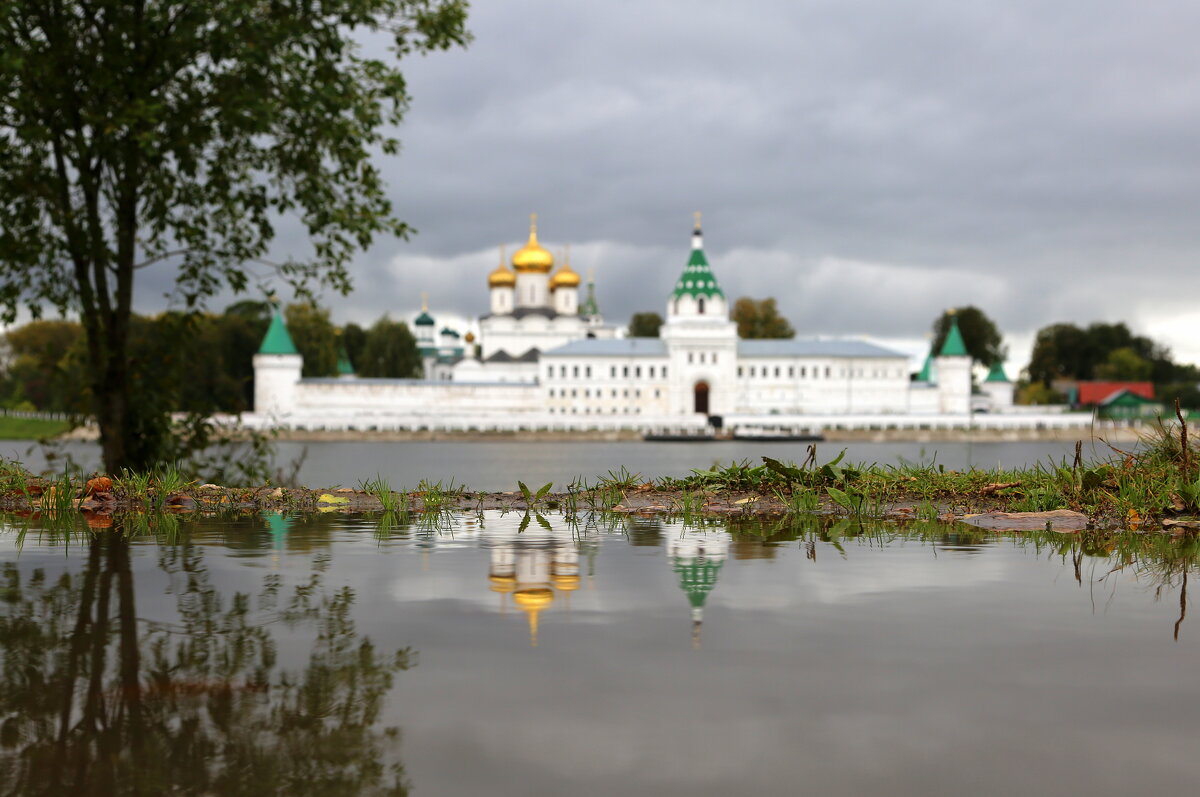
137, 0, 1200, 367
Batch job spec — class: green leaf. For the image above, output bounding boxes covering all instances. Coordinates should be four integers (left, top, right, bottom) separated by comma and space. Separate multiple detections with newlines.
536, 482, 553, 499
826, 486, 854, 510
762, 456, 803, 482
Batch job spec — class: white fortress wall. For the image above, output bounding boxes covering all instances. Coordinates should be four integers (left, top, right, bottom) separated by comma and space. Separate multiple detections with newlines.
294, 379, 541, 415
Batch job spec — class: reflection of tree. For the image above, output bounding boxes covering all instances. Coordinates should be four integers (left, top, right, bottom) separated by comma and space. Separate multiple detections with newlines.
0, 527, 412, 795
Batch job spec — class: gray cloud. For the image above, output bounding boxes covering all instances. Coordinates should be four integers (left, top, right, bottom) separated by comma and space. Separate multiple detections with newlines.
133, 0, 1200, 369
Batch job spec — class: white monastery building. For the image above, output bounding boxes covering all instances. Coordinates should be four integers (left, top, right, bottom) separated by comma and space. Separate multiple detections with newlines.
248, 215, 1091, 434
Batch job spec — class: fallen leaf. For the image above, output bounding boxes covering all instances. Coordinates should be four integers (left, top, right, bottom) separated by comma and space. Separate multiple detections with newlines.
86, 476, 113, 495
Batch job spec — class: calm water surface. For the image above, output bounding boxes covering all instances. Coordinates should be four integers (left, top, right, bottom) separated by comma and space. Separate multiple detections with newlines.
1, 511, 1196, 795
2, 439, 1110, 489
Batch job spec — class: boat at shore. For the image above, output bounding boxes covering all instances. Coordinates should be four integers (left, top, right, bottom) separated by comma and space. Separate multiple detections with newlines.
731, 424, 825, 442
642, 427, 718, 442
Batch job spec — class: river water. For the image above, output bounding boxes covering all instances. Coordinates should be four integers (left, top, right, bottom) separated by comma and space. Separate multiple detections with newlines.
1, 438, 1119, 490
1, 511, 1195, 795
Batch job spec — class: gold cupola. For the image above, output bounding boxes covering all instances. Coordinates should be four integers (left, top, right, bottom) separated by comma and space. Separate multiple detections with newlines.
488, 245, 516, 288
512, 213, 554, 273
549, 244, 581, 290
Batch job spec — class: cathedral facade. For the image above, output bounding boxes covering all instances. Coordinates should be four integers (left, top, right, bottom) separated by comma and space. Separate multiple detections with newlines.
252, 216, 1015, 428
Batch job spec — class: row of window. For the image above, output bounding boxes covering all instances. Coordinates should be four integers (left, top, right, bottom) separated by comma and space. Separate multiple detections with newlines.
686, 351, 718, 365
548, 387, 661, 400
546, 363, 668, 380
736, 365, 905, 380
550, 406, 645, 415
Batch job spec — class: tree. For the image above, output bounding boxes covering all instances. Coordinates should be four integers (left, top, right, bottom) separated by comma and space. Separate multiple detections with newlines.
342, 322, 369, 372
0, 1, 471, 472
1, 319, 87, 412
1026, 321, 1170, 385
732, 297, 795, 339
930, 306, 1005, 367
628, 312, 663, 338
285, 303, 339, 379
358, 316, 421, 378
1094, 346, 1153, 381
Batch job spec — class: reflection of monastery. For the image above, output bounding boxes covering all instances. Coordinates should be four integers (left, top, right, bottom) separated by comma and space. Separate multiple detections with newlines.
483, 524, 727, 648
252, 215, 1093, 432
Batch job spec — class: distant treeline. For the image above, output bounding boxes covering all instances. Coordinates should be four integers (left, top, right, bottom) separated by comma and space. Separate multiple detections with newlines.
0, 301, 421, 415
1023, 321, 1200, 406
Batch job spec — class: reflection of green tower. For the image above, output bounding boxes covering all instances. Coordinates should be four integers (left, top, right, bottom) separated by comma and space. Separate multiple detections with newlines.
672, 550, 725, 648
262, 511, 294, 553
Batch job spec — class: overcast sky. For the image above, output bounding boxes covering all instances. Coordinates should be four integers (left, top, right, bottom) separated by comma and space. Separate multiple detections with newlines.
139, 0, 1200, 372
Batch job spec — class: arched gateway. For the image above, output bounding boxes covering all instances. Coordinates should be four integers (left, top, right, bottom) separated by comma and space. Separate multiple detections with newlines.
694, 380, 710, 415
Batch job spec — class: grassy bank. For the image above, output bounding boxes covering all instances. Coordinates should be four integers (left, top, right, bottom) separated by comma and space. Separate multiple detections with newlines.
0, 415, 71, 439
1, 417, 1199, 531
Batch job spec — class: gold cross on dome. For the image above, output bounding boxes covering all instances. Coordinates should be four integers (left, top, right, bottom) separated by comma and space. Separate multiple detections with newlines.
694, 211, 702, 229
420, 291, 428, 312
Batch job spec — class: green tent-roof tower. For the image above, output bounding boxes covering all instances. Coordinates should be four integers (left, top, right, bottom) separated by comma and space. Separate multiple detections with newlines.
671, 213, 725, 302
258, 312, 298, 355
939, 313, 969, 357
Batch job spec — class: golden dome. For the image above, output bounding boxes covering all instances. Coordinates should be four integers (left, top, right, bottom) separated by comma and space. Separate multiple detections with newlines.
512, 213, 554, 273
464, 331, 476, 344
549, 245, 580, 290
489, 245, 516, 288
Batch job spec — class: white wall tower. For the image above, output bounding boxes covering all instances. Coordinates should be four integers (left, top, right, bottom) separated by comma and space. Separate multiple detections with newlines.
661, 214, 739, 417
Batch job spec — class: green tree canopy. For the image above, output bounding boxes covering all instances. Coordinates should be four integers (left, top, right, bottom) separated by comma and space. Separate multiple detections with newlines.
358, 316, 422, 378
1026, 322, 1171, 384
732, 297, 795, 339
930, 306, 1005, 366
1, 319, 87, 412
0, 0, 470, 471
342, 322, 369, 372
284, 304, 339, 378
1094, 346, 1153, 381
628, 312, 663, 338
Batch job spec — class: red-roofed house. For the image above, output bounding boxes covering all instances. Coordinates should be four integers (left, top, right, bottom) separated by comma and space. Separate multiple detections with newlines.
1069, 381, 1161, 418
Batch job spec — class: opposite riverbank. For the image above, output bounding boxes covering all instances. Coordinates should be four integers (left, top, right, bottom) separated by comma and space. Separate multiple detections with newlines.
57, 424, 1143, 444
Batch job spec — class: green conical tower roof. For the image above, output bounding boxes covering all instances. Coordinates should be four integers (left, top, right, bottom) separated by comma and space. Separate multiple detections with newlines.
671, 217, 725, 301
985, 360, 1009, 383
939, 314, 968, 357
916, 352, 934, 382
258, 312, 298, 355
580, 273, 600, 317
336, 346, 354, 376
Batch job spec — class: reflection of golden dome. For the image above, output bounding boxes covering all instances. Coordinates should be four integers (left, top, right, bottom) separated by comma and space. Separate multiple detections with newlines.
512, 214, 554, 273
489, 574, 516, 593
514, 587, 554, 647
513, 587, 554, 610
489, 245, 516, 288
551, 574, 580, 592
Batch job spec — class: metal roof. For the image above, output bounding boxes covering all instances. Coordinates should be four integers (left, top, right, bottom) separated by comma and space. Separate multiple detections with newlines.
736, 339, 908, 358
543, 338, 668, 357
